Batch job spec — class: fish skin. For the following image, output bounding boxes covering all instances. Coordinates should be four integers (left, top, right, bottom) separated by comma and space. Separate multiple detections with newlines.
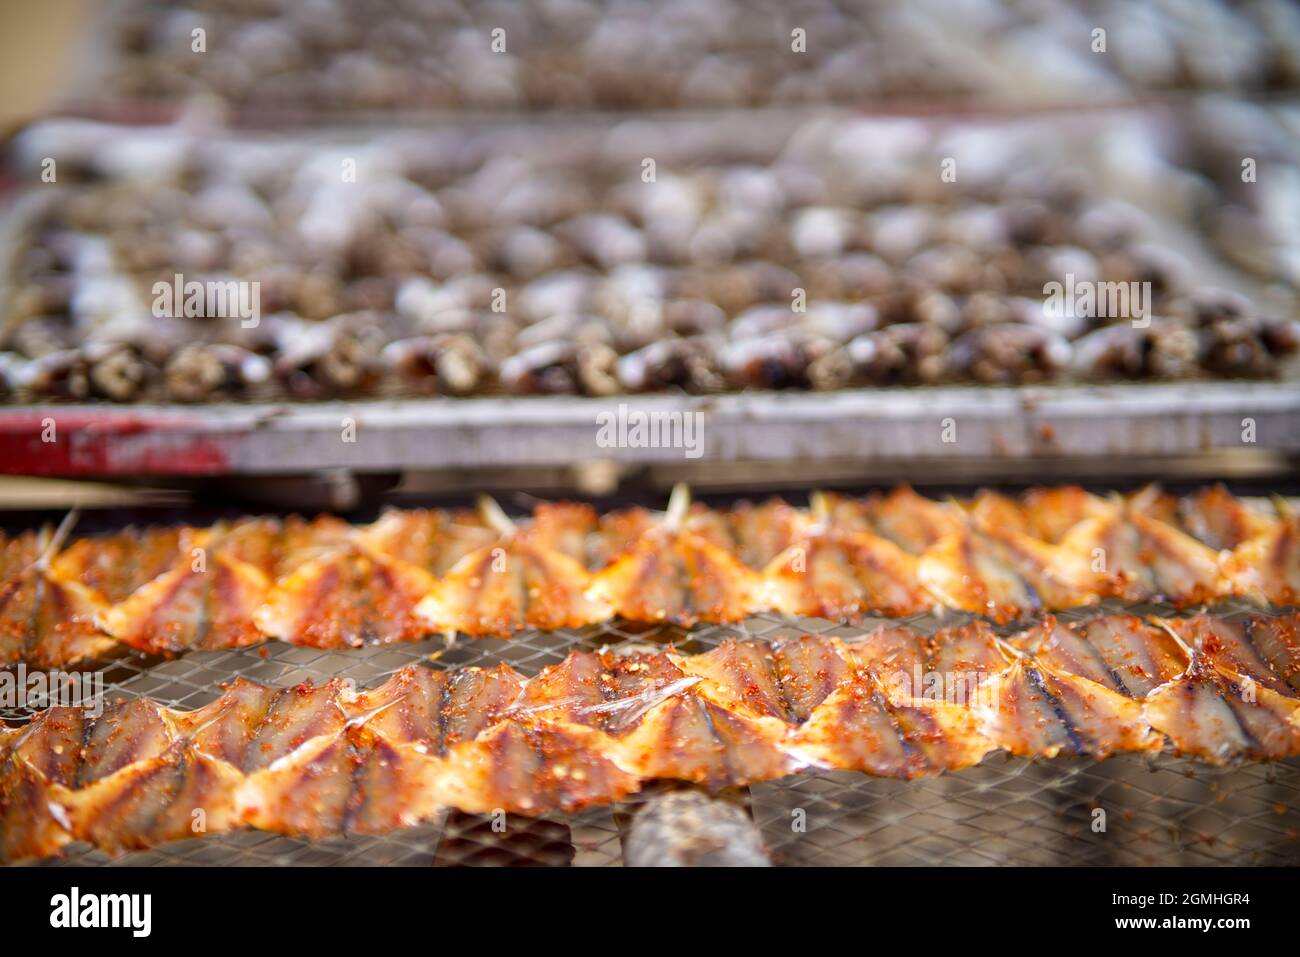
416, 533, 613, 636
1145, 655, 1300, 762
241, 679, 351, 773
79, 698, 173, 786
1223, 515, 1300, 606
1159, 613, 1296, 697
771, 634, 851, 723
356, 508, 498, 576
585, 525, 762, 627
917, 529, 1040, 623
764, 527, 930, 620
0, 708, 84, 861
1241, 613, 1300, 694
1070, 615, 1189, 699
70, 742, 244, 853
862, 486, 966, 554
256, 544, 440, 648
1128, 508, 1228, 604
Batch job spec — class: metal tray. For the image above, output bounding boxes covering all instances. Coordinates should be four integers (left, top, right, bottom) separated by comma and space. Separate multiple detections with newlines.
1, 110, 1296, 484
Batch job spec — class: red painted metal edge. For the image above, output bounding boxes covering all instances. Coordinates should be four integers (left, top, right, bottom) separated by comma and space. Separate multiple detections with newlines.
0, 411, 232, 476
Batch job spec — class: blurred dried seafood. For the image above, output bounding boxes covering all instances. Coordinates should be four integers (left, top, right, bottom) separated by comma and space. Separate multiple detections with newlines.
86, 0, 1300, 113
2, 115, 1297, 404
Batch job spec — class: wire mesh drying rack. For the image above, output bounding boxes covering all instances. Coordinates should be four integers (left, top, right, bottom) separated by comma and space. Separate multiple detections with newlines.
7, 600, 1298, 867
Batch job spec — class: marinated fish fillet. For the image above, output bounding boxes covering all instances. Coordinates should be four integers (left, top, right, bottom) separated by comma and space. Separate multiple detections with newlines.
970, 492, 1109, 609
1052, 501, 1155, 602
612, 694, 796, 789
236, 732, 365, 838
1016, 613, 1300, 762
1161, 612, 1299, 697
70, 741, 245, 854
979, 657, 1161, 758
586, 485, 764, 626
859, 485, 967, 554
1223, 508, 1300, 606
1010, 615, 1182, 697
437, 719, 640, 814
528, 502, 602, 565
842, 622, 1010, 769
5, 610, 1300, 861
357, 508, 499, 575
0, 527, 113, 668
588, 507, 659, 569
682, 499, 807, 570
1177, 485, 1279, 552
255, 537, 439, 648
764, 492, 931, 619
415, 496, 612, 635
1128, 487, 1230, 603
1145, 654, 1300, 761
917, 527, 1041, 622
0, 707, 83, 861
98, 520, 277, 653
1239, 613, 1300, 694
51, 525, 189, 606
1016, 486, 1113, 544
791, 669, 994, 776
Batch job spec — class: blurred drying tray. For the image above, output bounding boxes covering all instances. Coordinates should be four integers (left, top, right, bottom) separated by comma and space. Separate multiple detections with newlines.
49, 0, 1300, 128
0, 380, 1295, 478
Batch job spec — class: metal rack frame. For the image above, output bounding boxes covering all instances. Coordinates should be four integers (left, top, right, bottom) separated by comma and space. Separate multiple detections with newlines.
2, 381, 1297, 477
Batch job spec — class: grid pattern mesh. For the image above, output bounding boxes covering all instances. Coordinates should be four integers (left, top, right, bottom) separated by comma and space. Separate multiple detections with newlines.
7, 604, 1300, 867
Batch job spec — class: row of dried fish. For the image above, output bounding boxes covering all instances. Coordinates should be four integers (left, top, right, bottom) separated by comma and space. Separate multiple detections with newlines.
6, 307, 1296, 402
94, 0, 1300, 113
2, 484, 1297, 669
5, 116, 1297, 403
3, 609, 1297, 861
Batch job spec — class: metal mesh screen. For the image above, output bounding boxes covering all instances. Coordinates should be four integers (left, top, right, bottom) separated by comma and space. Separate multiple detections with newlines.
8, 605, 1300, 867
